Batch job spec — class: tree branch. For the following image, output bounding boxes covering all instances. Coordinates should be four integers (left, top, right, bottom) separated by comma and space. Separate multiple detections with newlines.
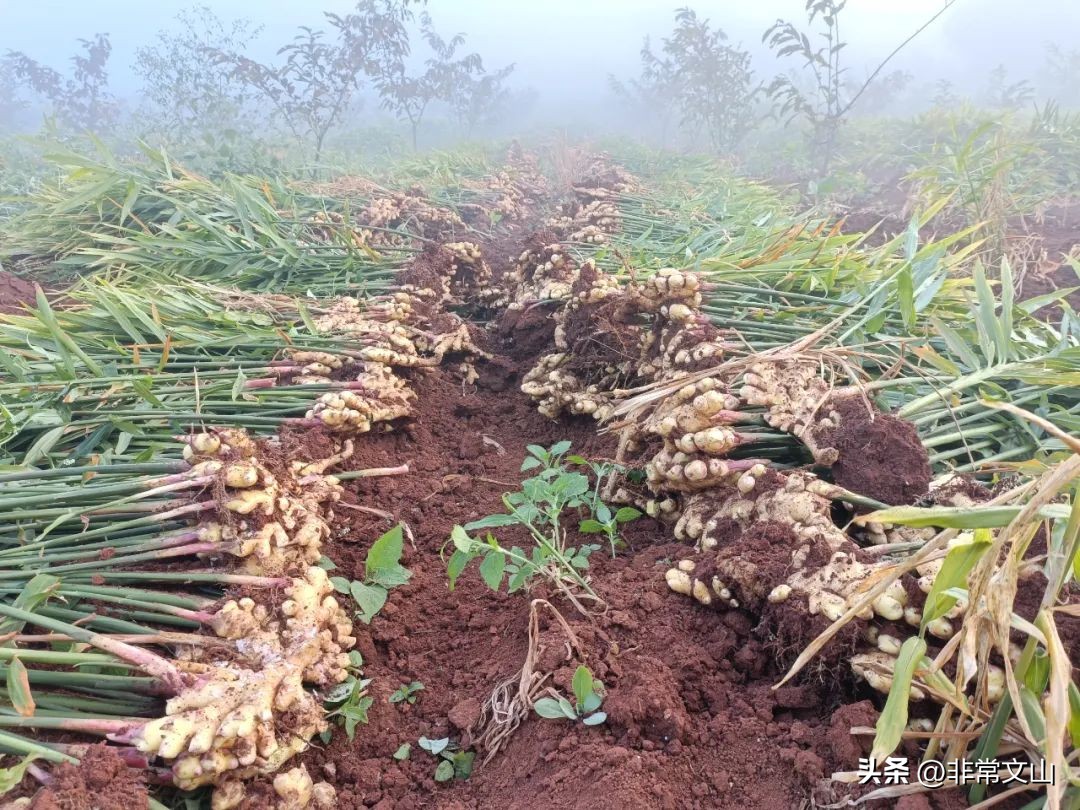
839, 0, 956, 118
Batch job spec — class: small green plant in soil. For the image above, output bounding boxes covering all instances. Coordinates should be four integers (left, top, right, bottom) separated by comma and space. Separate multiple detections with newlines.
444, 441, 636, 615
0, 755, 37, 795
389, 680, 425, 705
534, 665, 607, 726
331, 523, 412, 624
565, 451, 639, 557
417, 736, 475, 783
321, 650, 372, 741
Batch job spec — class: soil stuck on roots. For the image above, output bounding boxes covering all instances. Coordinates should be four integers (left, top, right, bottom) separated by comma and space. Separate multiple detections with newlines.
290, 354, 970, 810
24, 745, 148, 809
816, 394, 932, 506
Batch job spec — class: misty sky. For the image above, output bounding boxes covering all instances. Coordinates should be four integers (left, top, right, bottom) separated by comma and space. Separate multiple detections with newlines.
2, 0, 1078, 101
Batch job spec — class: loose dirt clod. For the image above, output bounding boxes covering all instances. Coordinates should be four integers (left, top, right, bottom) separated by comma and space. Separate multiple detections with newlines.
23, 745, 148, 810
812, 393, 931, 506
0, 271, 39, 315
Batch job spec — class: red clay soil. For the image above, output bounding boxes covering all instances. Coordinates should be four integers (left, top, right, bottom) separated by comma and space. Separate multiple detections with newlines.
1013, 202, 1080, 318
290, 354, 968, 810
0, 270, 38, 314
838, 189, 1080, 319
814, 394, 932, 506
24, 744, 148, 809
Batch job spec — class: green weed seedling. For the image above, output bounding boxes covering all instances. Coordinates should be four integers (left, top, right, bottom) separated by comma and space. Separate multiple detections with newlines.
534, 665, 606, 726
444, 442, 638, 615
390, 681, 425, 705
565, 452, 642, 556
331, 524, 412, 624
322, 651, 373, 741
418, 736, 475, 783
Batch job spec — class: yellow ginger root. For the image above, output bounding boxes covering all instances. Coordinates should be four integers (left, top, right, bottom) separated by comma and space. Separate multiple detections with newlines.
144, 569, 354, 796
290, 442, 353, 478
668, 470, 848, 552
738, 361, 849, 465
520, 353, 617, 421
142, 430, 364, 804
646, 448, 761, 494
662, 471, 1000, 714
665, 470, 879, 619
347, 189, 463, 247
302, 211, 367, 250
284, 350, 353, 383
183, 429, 259, 463
311, 296, 419, 351
207, 570, 354, 683
307, 362, 415, 433
547, 199, 621, 242
272, 766, 336, 810
643, 382, 740, 436
570, 259, 622, 307
134, 664, 321, 787
414, 322, 490, 366
644, 319, 728, 380
520, 264, 711, 422
506, 243, 579, 309
666, 528, 909, 627
851, 651, 1005, 704
212, 765, 336, 810
182, 432, 348, 573
636, 268, 702, 310
549, 260, 627, 356
570, 224, 608, 244
198, 490, 337, 575
444, 241, 492, 291
544, 160, 637, 239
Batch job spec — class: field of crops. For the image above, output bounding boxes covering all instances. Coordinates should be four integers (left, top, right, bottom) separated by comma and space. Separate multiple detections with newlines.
0, 131, 1076, 810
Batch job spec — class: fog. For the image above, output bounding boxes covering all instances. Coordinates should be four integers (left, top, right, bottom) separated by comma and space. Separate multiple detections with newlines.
0, 1, 958, 91
2, 0, 1079, 149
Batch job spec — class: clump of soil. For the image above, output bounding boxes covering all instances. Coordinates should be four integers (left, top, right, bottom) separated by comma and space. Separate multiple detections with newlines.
27, 745, 148, 809
494, 304, 558, 360
816, 395, 931, 505
0, 270, 38, 314
396, 243, 455, 292
929, 474, 992, 507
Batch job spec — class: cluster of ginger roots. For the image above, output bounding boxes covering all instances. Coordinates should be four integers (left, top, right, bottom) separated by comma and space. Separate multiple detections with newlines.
169, 248, 498, 807
485, 197, 1010, 727
11, 251, 496, 809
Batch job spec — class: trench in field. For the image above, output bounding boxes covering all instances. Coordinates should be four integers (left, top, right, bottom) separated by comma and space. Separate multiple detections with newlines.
292, 327, 873, 810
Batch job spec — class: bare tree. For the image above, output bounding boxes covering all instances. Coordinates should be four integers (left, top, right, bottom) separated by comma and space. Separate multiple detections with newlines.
1040, 44, 1080, 106
763, 0, 849, 171
764, 0, 955, 172
377, 12, 484, 150
982, 65, 1034, 111
134, 6, 262, 137
4, 34, 117, 131
843, 70, 912, 115
931, 79, 961, 108
453, 64, 515, 137
609, 37, 680, 146
0, 62, 26, 131
614, 9, 758, 152
212, 0, 419, 162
